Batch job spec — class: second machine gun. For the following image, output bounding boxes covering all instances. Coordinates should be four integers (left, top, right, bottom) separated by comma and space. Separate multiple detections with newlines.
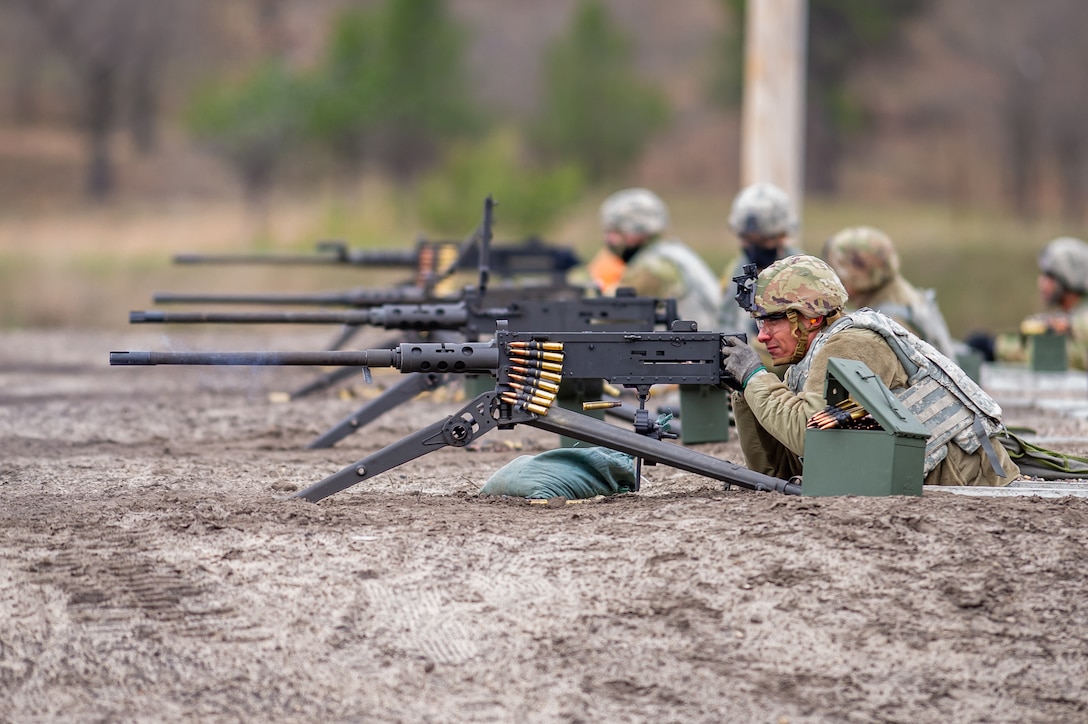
111, 327, 801, 502
129, 289, 687, 448
173, 236, 581, 287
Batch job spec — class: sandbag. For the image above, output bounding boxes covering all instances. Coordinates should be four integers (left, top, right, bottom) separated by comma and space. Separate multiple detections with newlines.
479, 446, 636, 499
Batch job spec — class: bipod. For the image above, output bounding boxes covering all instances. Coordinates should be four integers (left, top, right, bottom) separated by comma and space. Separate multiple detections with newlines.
294, 390, 800, 502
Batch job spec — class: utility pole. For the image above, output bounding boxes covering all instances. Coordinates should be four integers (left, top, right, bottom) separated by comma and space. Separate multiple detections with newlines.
740, 0, 808, 227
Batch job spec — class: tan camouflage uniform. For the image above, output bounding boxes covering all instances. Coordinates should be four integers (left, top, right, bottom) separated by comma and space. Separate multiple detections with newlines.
823, 226, 958, 359
599, 188, 722, 332
718, 183, 803, 373
731, 256, 1018, 486
994, 236, 1088, 370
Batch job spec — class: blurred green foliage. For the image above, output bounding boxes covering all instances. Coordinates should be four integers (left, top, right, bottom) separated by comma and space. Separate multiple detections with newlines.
416, 129, 586, 236
187, 0, 482, 197
302, 0, 481, 182
530, 0, 670, 183
185, 60, 305, 201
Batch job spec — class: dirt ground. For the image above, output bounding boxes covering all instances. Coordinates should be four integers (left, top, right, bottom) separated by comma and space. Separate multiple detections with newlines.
3, 327, 1088, 723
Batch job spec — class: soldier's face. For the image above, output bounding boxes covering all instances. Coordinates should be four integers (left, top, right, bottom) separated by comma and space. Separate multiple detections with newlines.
1038, 273, 1064, 308
605, 229, 635, 252
756, 315, 797, 364
757, 315, 821, 365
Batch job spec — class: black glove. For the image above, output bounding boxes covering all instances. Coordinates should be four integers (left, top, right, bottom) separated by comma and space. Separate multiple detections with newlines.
963, 331, 995, 362
720, 336, 765, 391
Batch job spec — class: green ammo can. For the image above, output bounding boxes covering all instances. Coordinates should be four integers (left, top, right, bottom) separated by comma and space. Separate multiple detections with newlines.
462, 373, 494, 399
1029, 331, 1068, 372
678, 384, 731, 444
801, 357, 931, 497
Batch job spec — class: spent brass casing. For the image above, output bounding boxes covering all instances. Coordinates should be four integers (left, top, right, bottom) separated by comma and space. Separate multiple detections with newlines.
582, 400, 623, 411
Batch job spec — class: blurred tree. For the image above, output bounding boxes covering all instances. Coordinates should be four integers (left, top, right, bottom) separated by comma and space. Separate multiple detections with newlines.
417, 129, 585, 236
186, 60, 304, 227
299, 6, 382, 182
530, 0, 670, 184
301, 0, 482, 186
710, 0, 927, 194
9, 0, 187, 200
936, 0, 1088, 222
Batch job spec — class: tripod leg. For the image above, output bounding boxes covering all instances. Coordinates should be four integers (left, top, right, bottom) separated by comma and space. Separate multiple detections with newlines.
306, 372, 448, 449
295, 391, 504, 502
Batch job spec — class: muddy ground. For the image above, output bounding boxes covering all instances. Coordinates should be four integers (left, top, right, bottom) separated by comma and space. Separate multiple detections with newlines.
3, 327, 1088, 723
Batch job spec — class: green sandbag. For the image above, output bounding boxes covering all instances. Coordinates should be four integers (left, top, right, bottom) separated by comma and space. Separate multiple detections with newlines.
999, 432, 1088, 480
479, 446, 636, 499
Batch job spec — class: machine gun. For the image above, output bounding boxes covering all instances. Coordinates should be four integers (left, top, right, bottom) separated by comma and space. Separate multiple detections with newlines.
110, 328, 800, 501
149, 274, 585, 309
128, 290, 682, 446
148, 196, 586, 399
173, 236, 581, 287
158, 202, 580, 308
128, 290, 675, 339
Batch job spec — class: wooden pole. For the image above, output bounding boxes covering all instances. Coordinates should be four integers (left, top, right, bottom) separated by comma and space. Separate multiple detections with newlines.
741, 0, 808, 228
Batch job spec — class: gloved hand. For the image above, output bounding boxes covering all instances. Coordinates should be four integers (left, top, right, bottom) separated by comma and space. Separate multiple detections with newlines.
963, 331, 996, 362
720, 335, 765, 391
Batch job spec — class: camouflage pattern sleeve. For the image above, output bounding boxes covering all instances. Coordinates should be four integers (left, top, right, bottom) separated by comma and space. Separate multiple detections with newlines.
741, 329, 904, 457
618, 253, 680, 300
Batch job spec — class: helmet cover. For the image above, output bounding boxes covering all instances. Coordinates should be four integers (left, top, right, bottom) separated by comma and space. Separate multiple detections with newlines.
1038, 236, 1088, 294
823, 226, 899, 293
600, 188, 669, 236
728, 182, 795, 237
752, 255, 849, 318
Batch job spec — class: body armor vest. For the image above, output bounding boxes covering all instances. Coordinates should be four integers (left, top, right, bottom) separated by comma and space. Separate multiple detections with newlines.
787, 308, 1005, 474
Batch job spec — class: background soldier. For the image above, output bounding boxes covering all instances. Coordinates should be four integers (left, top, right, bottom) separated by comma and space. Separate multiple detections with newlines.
822, 225, 958, 359
718, 182, 804, 337
719, 255, 1019, 486
594, 187, 721, 332
968, 236, 1088, 370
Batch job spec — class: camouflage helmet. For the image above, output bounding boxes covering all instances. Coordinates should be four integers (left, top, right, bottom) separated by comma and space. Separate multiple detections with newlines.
600, 188, 669, 236
728, 182, 795, 237
1038, 236, 1088, 294
752, 255, 848, 318
822, 226, 899, 293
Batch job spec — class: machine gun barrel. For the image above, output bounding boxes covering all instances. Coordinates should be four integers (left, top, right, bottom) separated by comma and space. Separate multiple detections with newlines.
174, 245, 417, 267
151, 286, 431, 307
129, 294, 677, 335
172, 239, 580, 277
129, 305, 472, 329
109, 341, 499, 374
